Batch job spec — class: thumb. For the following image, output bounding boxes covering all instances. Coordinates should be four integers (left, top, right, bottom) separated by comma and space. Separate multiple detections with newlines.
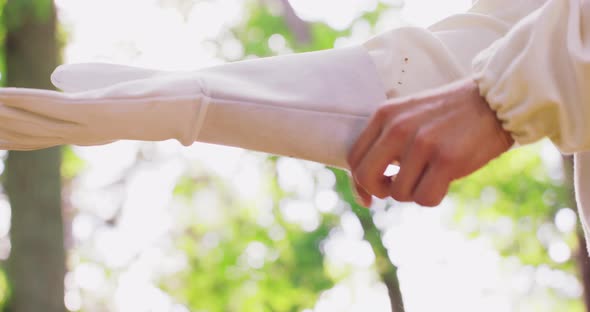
51, 63, 164, 92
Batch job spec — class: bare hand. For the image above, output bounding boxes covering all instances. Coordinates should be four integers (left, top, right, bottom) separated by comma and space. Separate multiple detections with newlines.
347, 79, 514, 207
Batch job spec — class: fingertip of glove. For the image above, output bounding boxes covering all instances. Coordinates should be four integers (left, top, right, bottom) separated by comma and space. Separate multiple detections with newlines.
50, 63, 105, 92
50, 62, 163, 93
50, 65, 69, 91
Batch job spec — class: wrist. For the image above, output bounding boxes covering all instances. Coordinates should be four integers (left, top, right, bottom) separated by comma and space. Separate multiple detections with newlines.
470, 79, 515, 150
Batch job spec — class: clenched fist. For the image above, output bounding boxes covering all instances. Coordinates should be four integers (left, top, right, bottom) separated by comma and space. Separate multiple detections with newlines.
347, 79, 514, 207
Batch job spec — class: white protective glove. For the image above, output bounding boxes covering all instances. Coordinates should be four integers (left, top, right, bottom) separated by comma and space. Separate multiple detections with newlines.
0, 46, 386, 168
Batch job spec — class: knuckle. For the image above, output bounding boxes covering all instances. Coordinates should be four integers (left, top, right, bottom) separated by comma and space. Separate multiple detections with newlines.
413, 131, 436, 154
386, 117, 414, 139
435, 149, 460, 167
374, 105, 393, 121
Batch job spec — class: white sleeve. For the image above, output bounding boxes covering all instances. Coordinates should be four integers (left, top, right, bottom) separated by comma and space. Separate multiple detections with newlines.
177, 0, 543, 169
0, 0, 543, 169
471, 0, 590, 255
363, 0, 546, 101
473, 0, 590, 153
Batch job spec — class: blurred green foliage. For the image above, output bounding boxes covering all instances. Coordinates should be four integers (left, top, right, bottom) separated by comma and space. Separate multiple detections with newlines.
0, 269, 7, 311
3, 0, 52, 30
164, 160, 338, 311
0, 0, 5, 85
451, 143, 584, 310
233, 0, 394, 56
61, 146, 86, 180
451, 145, 572, 266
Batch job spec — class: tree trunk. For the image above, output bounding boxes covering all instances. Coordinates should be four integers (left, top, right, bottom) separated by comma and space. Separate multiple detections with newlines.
3, 1, 66, 311
563, 156, 590, 312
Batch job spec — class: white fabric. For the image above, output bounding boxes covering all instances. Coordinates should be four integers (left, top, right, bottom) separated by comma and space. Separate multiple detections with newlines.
1, 47, 387, 168
0, 2, 537, 164
0, 0, 516, 168
39, 1, 526, 168
3, 0, 588, 250
471, 0, 590, 254
0, 0, 590, 251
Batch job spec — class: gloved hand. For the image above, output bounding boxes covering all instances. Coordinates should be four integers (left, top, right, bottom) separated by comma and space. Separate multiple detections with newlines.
0, 0, 534, 170
0, 46, 387, 168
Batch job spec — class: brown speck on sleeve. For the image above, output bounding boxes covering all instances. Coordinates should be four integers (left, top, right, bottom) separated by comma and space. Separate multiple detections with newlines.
386, 89, 397, 98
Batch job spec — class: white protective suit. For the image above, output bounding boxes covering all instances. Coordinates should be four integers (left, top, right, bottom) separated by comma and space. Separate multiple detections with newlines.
1, 1, 588, 251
